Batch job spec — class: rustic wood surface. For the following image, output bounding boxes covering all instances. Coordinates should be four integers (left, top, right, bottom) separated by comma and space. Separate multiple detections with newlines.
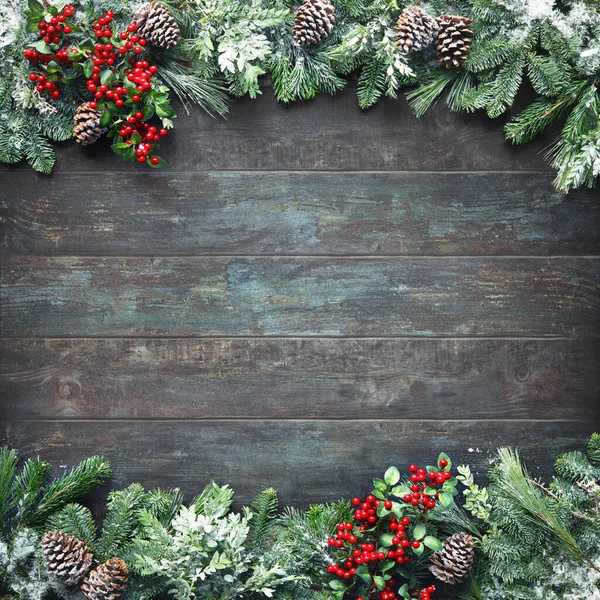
1, 81, 598, 510
2, 172, 598, 256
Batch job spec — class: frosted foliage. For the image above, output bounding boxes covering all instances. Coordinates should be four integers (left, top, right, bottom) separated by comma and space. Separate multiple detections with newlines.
0, 528, 55, 600
0, 0, 21, 47
532, 555, 600, 599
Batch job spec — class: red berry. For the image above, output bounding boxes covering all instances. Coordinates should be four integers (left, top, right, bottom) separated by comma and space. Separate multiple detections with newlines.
137, 156, 146, 163
439, 459, 448, 468
384, 500, 393, 510
132, 95, 140, 102
351, 497, 361, 506
403, 494, 412, 503
408, 464, 417, 472
411, 540, 420, 548
89, 101, 97, 109
28, 73, 37, 81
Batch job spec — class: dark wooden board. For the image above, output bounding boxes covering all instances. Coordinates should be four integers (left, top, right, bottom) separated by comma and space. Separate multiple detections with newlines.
2, 172, 598, 256
0, 86, 553, 173
1, 338, 598, 421
1, 420, 597, 508
2, 256, 598, 337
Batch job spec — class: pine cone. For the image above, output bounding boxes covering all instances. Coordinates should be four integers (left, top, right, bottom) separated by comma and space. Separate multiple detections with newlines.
41, 530, 93, 585
134, 2, 180, 49
81, 558, 129, 600
293, 0, 336, 46
395, 6, 439, 53
435, 15, 473, 68
429, 532, 475, 584
73, 102, 107, 146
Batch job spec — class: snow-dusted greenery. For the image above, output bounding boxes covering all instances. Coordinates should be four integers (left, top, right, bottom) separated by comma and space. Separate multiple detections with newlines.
1, 0, 598, 192
1, 438, 599, 600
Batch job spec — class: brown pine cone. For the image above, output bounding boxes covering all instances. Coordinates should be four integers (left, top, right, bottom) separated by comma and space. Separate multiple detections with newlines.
41, 530, 93, 585
81, 558, 129, 600
429, 531, 475, 584
435, 15, 473, 68
395, 6, 439, 53
134, 2, 180, 49
73, 102, 107, 146
293, 0, 336, 46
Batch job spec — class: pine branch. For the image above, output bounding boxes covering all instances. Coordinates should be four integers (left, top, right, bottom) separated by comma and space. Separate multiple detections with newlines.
248, 488, 279, 551
47, 503, 98, 545
32, 456, 111, 525
96, 483, 146, 561
0, 448, 18, 532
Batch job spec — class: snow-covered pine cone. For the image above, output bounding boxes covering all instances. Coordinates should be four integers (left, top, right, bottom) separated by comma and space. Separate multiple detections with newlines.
429, 532, 475, 584
73, 102, 107, 146
293, 0, 336, 46
134, 1, 180, 49
41, 530, 94, 585
395, 6, 439, 53
81, 558, 129, 600
435, 14, 473, 68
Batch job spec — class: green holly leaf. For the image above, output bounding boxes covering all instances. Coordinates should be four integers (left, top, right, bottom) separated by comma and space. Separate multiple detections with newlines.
411, 543, 424, 555
30, 40, 51, 53
377, 502, 390, 517
356, 566, 371, 584
384, 466, 400, 486
147, 156, 166, 168
130, 132, 142, 145
424, 536, 443, 551
373, 478, 387, 492
101, 70, 116, 87
111, 142, 131, 157
381, 559, 395, 573
374, 576, 386, 591
399, 583, 410, 600
99, 110, 112, 128
438, 452, 452, 471
155, 101, 175, 118
390, 485, 411, 498
391, 502, 406, 519
438, 492, 454, 509
83, 60, 93, 79
379, 533, 395, 547
329, 579, 346, 591
423, 486, 437, 495
413, 524, 426, 540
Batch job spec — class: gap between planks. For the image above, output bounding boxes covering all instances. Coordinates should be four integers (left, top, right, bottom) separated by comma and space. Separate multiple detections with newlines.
1, 418, 592, 423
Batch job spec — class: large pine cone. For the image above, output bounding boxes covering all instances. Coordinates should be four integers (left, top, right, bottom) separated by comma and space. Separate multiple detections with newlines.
435, 15, 473, 68
134, 1, 180, 49
41, 530, 93, 585
429, 532, 475, 584
73, 102, 107, 146
395, 6, 439, 53
293, 0, 336, 46
81, 558, 129, 600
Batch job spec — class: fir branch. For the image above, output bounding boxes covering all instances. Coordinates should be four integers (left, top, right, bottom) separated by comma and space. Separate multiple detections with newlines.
406, 69, 459, 117
47, 504, 97, 545
248, 488, 279, 551
31, 456, 111, 525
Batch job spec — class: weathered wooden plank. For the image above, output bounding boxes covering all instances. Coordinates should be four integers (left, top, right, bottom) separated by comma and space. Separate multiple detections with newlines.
0, 86, 553, 173
2, 257, 598, 337
1, 338, 598, 420
2, 172, 598, 256
1, 420, 596, 508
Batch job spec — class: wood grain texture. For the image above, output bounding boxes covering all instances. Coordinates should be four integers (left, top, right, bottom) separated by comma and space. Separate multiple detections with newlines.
1, 338, 598, 420
2, 172, 598, 256
2, 420, 597, 508
2, 256, 598, 337
0, 86, 553, 173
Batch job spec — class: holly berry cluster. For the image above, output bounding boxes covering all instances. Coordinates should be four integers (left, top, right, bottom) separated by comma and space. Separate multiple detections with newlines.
24, 4, 79, 101
23, 0, 175, 168
325, 453, 457, 600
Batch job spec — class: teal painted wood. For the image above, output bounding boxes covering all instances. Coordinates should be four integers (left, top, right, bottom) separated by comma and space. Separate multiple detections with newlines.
0, 85, 553, 173
1, 338, 598, 420
1, 172, 598, 256
2, 420, 597, 508
2, 256, 598, 337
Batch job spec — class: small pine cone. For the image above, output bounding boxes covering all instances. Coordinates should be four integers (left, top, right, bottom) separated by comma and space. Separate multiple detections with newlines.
73, 102, 107, 146
41, 530, 93, 585
435, 15, 473, 68
293, 0, 336, 46
429, 532, 475, 585
81, 558, 129, 600
395, 6, 439, 53
134, 2, 180, 49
